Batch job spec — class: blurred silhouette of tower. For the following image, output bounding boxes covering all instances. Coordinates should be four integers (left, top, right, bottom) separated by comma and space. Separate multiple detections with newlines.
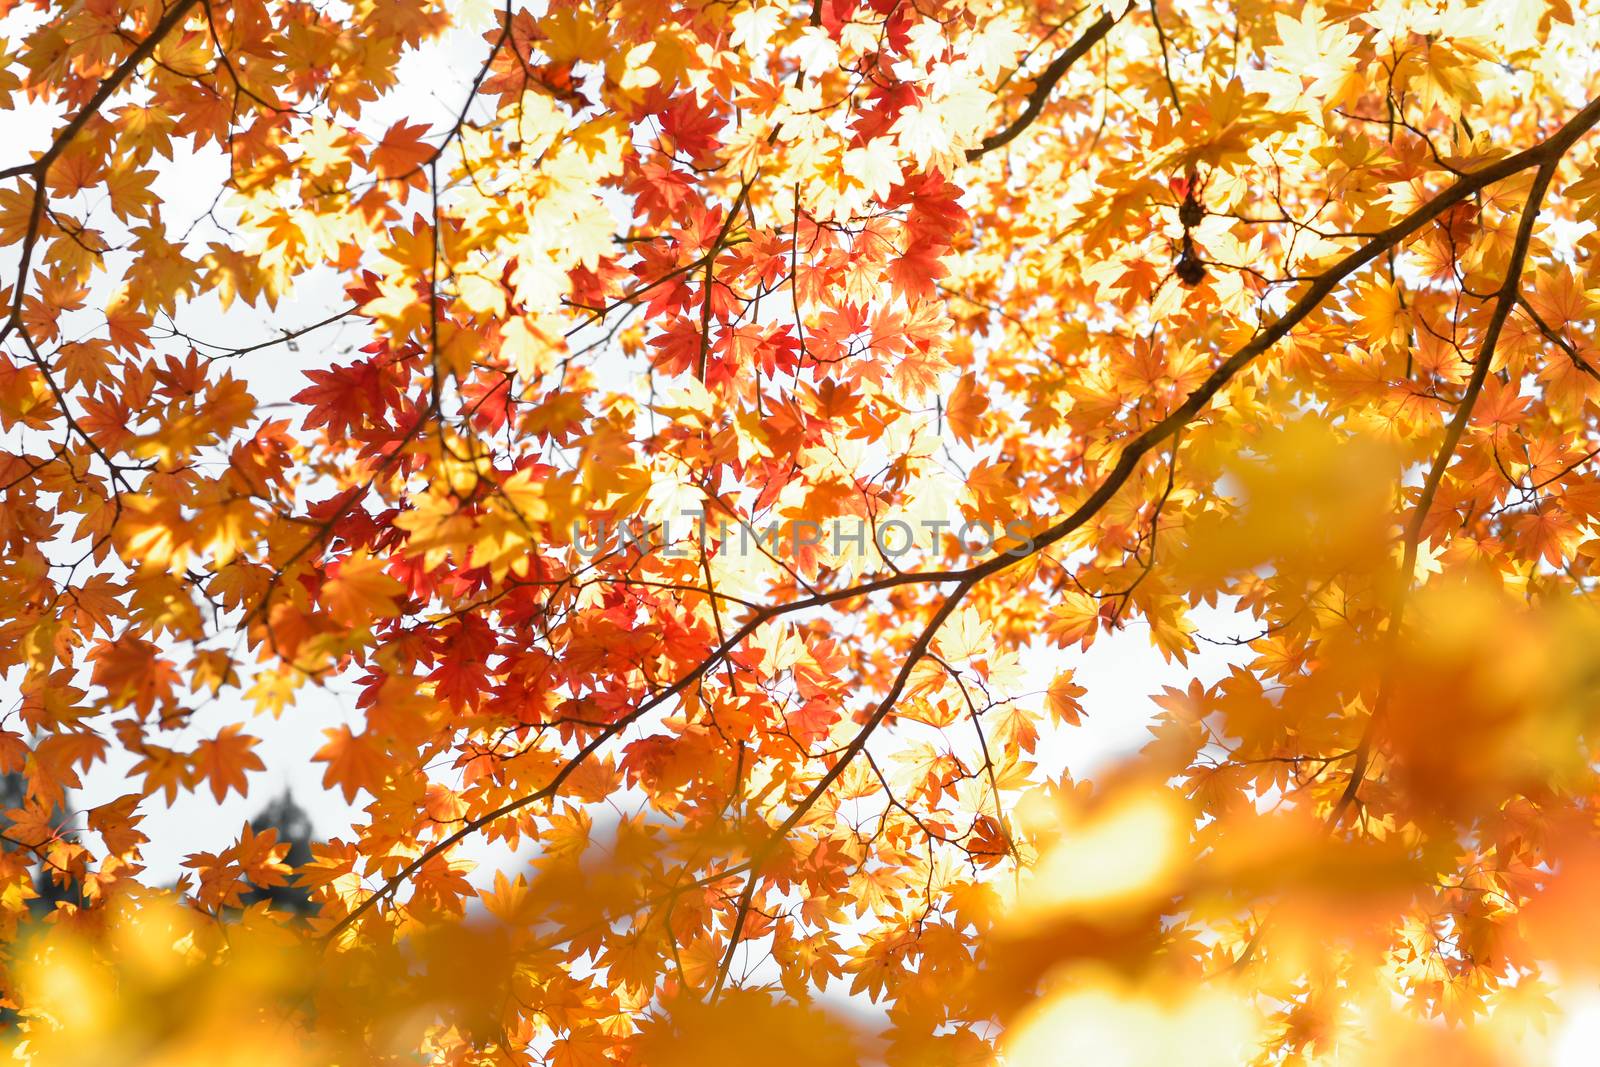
0, 770, 78, 916
242, 790, 317, 915
0, 769, 76, 1028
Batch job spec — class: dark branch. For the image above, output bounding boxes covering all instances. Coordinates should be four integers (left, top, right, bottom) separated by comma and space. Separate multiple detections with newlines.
967, 7, 1124, 160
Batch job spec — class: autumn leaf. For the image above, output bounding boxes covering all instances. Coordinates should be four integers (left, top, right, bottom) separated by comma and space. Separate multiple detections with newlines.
1045, 670, 1087, 726
314, 725, 388, 802
370, 120, 434, 181
193, 724, 266, 802
322, 554, 406, 628
946, 371, 989, 445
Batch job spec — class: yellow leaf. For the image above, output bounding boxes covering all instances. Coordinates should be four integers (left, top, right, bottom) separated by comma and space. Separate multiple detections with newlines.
322, 554, 405, 628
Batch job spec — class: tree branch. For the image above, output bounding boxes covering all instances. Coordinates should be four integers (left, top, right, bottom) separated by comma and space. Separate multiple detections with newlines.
1334, 145, 1580, 825
2, 0, 203, 337
967, 7, 1126, 160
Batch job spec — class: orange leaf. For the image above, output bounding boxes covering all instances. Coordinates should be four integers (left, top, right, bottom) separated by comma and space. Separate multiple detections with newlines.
314, 725, 388, 802
193, 724, 265, 802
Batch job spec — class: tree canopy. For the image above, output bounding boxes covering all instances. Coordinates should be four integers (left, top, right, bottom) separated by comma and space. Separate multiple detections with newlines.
3, 0, 1600, 1063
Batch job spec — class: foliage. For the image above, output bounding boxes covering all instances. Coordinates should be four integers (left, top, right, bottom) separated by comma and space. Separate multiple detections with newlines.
2, 0, 1600, 1062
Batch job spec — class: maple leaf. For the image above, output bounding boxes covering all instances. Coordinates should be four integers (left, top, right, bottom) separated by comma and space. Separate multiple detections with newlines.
291, 358, 388, 437
945, 371, 989, 445
0, 730, 26, 774
194, 724, 266, 802
1349, 278, 1406, 348
314, 726, 389, 803
370, 120, 433, 181
886, 242, 948, 302
1045, 671, 1087, 726
90, 637, 181, 717
322, 554, 406, 627
1044, 592, 1100, 649
87, 794, 149, 857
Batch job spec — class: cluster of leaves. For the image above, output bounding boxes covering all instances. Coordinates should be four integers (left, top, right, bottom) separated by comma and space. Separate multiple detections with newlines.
3, 0, 1600, 1062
